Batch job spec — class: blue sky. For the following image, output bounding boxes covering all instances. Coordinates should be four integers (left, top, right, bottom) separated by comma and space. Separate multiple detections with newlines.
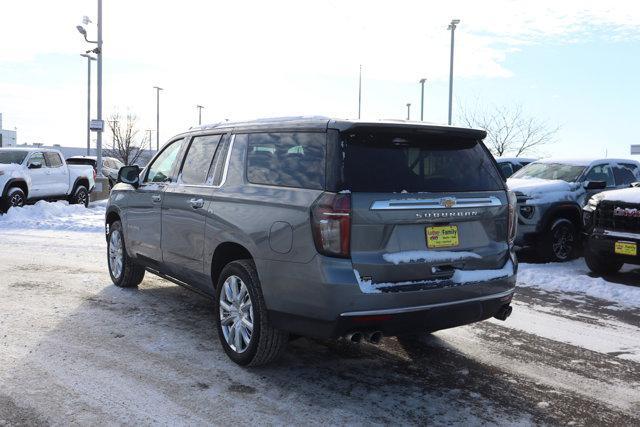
0, 0, 639, 159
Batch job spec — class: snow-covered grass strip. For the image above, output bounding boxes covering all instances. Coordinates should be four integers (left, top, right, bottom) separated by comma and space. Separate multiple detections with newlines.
0, 200, 106, 233
517, 260, 640, 309
382, 250, 481, 265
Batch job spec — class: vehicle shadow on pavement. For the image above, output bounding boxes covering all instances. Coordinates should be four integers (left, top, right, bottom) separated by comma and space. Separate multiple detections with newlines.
5, 278, 637, 425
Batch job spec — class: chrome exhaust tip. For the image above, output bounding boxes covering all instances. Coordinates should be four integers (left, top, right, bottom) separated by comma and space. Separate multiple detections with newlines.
346, 332, 363, 343
368, 331, 383, 344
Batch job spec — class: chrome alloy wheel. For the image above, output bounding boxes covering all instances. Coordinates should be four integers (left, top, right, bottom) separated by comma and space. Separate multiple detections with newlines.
552, 224, 574, 260
9, 192, 24, 207
219, 275, 254, 353
109, 229, 124, 279
76, 188, 88, 205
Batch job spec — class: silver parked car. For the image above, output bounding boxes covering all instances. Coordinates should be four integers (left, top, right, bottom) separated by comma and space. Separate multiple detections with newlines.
105, 117, 518, 366
508, 158, 640, 261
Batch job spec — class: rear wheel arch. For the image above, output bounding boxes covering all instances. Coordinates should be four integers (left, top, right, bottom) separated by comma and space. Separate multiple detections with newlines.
210, 242, 254, 288
71, 177, 90, 196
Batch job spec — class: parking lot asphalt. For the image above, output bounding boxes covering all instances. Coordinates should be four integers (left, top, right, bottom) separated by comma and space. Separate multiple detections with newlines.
1, 229, 639, 425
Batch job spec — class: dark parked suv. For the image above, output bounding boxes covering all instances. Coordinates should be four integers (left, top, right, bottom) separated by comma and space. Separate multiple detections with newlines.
106, 117, 518, 366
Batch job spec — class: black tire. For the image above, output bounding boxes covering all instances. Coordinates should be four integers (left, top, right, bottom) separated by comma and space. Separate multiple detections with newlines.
107, 221, 145, 288
537, 218, 579, 262
69, 185, 89, 207
1, 187, 26, 213
214, 259, 288, 366
585, 243, 623, 275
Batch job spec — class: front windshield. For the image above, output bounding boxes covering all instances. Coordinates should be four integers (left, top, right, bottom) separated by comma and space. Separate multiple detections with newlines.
511, 162, 586, 182
0, 150, 28, 165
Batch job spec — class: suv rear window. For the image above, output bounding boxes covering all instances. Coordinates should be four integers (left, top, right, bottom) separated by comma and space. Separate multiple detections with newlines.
246, 132, 325, 190
338, 131, 503, 192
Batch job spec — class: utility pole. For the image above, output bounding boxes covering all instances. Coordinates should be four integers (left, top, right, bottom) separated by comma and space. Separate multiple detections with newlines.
419, 78, 427, 121
95, 0, 103, 175
146, 129, 153, 148
358, 64, 362, 119
153, 86, 163, 150
406, 103, 411, 120
196, 105, 204, 125
447, 19, 460, 125
80, 54, 96, 155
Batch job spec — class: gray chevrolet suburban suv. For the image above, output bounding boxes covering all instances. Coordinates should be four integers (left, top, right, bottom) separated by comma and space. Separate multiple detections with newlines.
105, 117, 518, 366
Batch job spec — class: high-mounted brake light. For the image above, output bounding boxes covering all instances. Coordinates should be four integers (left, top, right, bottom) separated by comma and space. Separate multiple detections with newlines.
310, 192, 351, 258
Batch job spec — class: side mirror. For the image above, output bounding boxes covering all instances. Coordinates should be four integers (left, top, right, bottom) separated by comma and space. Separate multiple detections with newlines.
118, 165, 141, 188
584, 180, 606, 190
28, 162, 42, 169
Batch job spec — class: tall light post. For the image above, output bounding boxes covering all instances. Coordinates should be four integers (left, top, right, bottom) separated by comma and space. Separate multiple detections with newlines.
447, 19, 460, 126
419, 78, 427, 121
406, 103, 411, 120
196, 105, 204, 125
358, 64, 362, 119
76, 2, 103, 176
153, 86, 163, 150
80, 53, 96, 155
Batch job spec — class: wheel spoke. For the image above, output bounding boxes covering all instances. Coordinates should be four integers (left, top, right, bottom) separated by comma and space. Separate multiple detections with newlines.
241, 317, 253, 331
234, 323, 243, 350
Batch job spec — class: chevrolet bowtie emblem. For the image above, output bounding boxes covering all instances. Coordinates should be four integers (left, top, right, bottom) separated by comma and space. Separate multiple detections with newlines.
440, 198, 457, 208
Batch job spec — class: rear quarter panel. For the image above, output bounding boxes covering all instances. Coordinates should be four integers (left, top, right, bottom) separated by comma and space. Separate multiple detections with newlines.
203, 133, 323, 280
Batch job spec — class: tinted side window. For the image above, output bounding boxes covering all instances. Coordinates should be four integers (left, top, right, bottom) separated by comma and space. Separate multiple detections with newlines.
146, 139, 185, 183
247, 132, 326, 190
498, 162, 514, 178
180, 134, 221, 185
585, 164, 615, 187
28, 152, 45, 167
613, 165, 637, 186
44, 152, 63, 167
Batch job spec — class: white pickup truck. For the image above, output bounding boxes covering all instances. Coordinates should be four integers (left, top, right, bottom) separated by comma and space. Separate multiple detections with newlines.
0, 147, 96, 213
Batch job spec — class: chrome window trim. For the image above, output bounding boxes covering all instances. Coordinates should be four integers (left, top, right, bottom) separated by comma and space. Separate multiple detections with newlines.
173, 134, 235, 189
603, 229, 640, 240
370, 196, 502, 210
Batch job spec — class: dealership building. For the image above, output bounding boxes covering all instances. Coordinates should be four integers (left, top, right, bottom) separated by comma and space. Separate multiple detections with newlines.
0, 113, 17, 147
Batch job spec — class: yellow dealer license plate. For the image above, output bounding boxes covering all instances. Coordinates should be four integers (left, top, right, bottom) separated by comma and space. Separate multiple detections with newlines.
426, 225, 459, 248
614, 241, 637, 256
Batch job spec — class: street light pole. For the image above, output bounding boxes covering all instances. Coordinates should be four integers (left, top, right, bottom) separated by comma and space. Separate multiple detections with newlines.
406, 103, 411, 120
447, 19, 460, 126
419, 78, 427, 121
153, 86, 163, 150
80, 54, 96, 156
96, 0, 103, 176
196, 105, 204, 125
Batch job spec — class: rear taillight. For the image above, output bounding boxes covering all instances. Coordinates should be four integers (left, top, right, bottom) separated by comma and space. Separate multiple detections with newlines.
507, 190, 517, 245
310, 192, 351, 258
93, 168, 97, 181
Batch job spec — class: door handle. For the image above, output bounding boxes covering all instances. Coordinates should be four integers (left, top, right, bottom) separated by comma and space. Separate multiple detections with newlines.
189, 198, 205, 209
151, 194, 162, 203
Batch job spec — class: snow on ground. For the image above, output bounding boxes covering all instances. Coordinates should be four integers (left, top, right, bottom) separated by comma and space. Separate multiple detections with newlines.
518, 260, 640, 309
0, 200, 106, 233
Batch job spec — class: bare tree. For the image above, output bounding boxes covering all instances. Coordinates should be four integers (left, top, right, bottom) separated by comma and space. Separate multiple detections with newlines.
459, 103, 559, 157
105, 113, 149, 165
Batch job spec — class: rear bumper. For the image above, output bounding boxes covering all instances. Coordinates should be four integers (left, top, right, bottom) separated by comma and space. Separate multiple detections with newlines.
257, 252, 517, 339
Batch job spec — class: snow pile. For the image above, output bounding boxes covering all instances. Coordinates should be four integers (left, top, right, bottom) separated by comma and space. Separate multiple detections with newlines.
601, 187, 640, 203
355, 260, 514, 294
507, 177, 583, 204
0, 200, 106, 232
382, 250, 481, 265
517, 260, 640, 309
